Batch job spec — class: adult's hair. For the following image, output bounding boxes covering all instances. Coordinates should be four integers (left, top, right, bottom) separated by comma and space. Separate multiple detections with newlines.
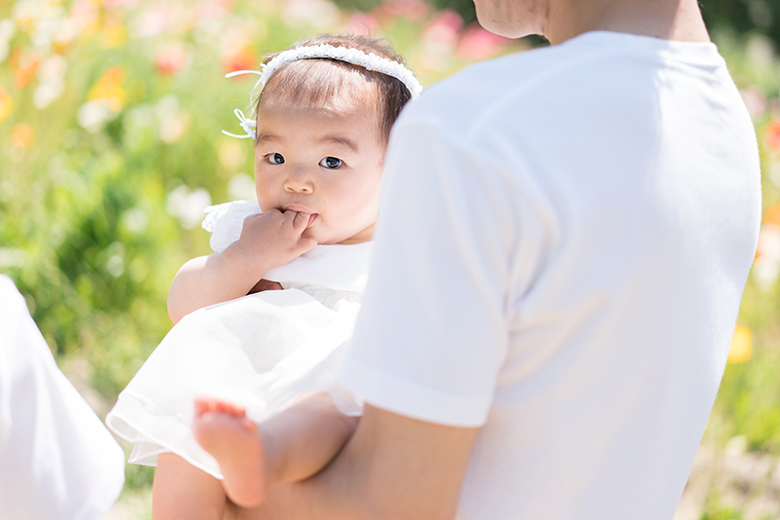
256, 34, 413, 145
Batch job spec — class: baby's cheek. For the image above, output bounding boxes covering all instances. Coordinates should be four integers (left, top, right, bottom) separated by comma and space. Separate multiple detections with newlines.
254, 176, 275, 201
255, 191, 274, 213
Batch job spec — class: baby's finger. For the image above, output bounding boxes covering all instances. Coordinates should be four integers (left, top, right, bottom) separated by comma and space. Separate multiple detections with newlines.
241, 213, 263, 227
292, 211, 312, 232
261, 209, 282, 222
297, 237, 318, 254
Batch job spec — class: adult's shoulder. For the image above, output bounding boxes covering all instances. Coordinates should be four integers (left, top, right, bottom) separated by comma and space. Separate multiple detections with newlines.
398, 44, 562, 134
396, 32, 722, 143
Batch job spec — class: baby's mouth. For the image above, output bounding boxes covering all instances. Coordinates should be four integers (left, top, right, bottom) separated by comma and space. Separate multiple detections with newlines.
282, 204, 318, 227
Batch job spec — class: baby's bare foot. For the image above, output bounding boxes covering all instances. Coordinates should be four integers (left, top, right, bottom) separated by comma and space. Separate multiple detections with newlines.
193, 397, 267, 507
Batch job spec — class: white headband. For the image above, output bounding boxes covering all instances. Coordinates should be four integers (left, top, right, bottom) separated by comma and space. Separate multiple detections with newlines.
222, 43, 423, 141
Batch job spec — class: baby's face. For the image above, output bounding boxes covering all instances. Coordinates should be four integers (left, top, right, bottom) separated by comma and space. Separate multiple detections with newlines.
253, 100, 385, 245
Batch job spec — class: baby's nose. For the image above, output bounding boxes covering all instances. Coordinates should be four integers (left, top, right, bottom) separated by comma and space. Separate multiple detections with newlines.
284, 169, 314, 193
284, 181, 313, 194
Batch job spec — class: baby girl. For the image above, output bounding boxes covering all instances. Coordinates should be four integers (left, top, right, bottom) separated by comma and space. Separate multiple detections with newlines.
106, 34, 421, 519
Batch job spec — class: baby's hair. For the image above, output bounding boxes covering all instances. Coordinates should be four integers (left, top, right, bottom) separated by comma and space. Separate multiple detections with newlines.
256, 34, 413, 145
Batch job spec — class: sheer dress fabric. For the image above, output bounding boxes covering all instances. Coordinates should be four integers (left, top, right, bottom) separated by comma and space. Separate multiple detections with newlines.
106, 200, 370, 478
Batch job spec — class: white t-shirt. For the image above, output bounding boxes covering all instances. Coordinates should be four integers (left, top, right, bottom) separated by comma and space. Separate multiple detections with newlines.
339, 31, 761, 519
0, 275, 125, 520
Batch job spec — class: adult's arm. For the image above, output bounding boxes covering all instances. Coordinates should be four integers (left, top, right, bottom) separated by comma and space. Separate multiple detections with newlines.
234, 404, 478, 520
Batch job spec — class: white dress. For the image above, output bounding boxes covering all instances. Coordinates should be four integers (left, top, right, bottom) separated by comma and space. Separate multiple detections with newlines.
106, 201, 368, 479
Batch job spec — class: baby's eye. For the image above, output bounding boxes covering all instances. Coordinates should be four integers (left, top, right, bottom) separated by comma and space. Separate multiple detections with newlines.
266, 153, 284, 165
319, 157, 343, 169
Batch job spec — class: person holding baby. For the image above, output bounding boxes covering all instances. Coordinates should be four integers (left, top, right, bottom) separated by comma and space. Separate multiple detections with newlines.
109, 0, 761, 517
224, 0, 760, 517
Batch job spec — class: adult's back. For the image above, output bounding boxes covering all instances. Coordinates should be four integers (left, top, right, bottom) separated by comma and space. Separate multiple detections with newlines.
231, 3, 764, 519
343, 30, 761, 519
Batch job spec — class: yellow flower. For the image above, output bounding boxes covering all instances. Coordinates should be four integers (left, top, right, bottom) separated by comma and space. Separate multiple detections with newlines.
102, 22, 128, 49
10, 123, 35, 150
728, 326, 753, 364
88, 66, 126, 113
0, 89, 12, 123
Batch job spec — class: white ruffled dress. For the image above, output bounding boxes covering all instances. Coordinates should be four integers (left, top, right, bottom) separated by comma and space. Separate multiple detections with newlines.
106, 200, 368, 479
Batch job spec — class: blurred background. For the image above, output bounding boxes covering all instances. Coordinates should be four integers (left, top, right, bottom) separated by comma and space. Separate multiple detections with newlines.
1, 0, 779, 518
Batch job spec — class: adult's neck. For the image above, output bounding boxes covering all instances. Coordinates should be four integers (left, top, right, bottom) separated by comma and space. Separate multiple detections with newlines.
544, 0, 711, 46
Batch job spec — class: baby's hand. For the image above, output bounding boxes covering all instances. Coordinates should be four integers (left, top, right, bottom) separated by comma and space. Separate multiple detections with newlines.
232, 209, 317, 274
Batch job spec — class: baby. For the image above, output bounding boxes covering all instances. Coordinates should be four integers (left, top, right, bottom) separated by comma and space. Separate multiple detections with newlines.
106, 34, 420, 519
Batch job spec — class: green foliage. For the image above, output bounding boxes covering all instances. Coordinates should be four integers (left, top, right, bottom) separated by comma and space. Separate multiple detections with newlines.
715, 345, 780, 451
431, 0, 476, 24
701, 0, 780, 50
123, 458, 155, 491
700, 506, 745, 520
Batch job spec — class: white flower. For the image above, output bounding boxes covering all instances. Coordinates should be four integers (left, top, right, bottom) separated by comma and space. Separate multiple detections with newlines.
281, 0, 339, 29
31, 9, 65, 48
121, 208, 149, 234
167, 185, 212, 229
155, 95, 190, 143
33, 55, 68, 108
34, 80, 65, 108
228, 173, 256, 201
103, 242, 126, 278
37, 55, 66, 82
53, 17, 79, 47
77, 100, 113, 133
0, 20, 15, 63
0, 20, 14, 42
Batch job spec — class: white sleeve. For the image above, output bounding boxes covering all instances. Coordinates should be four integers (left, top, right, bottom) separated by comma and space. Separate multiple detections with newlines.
0, 276, 125, 520
202, 200, 262, 253
338, 119, 527, 427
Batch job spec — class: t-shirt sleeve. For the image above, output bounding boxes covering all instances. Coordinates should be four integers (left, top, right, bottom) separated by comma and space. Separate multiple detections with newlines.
338, 119, 525, 427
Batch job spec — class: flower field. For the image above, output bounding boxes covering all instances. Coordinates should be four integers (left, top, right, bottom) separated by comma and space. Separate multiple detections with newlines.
0, 0, 517, 395
1, 0, 780, 517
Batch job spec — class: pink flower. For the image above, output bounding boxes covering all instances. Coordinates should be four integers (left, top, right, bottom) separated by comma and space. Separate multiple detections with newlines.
740, 86, 766, 119
156, 43, 188, 75
380, 0, 429, 21
346, 12, 379, 35
131, 4, 171, 38
456, 24, 510, 61
422, 10, 463, 48
104, 0, 141, 7
196, 0, 233, 23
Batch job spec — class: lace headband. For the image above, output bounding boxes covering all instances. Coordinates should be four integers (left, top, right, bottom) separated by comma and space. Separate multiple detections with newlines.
222, 43, 423, 140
